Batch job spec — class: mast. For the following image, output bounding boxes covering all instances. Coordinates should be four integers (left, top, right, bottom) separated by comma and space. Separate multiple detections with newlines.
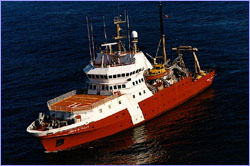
159, 1, 167, 63
86, 16, 93, 61
114, 16, 126, 53
126, 10, 131, 53
103, 16, 107, 43
90, 19, 95, 60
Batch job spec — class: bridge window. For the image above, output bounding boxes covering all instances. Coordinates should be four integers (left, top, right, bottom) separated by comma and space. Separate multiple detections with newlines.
139, 92, 142, 96
133, 71, 135, 74
136, 81, 138, 84
136, 69, 139, 73
100, 75, 104, 79
106, 85, 109, 90
141, 78, 144, 82
109, 75, 112, 79
110, 86, 113, 90
130, 72, 132, 75
126, 73, 129, 76
122, 73, 125, 77
93, 85, 96, 89
89, 85, 93, 89
143, 90, 146, 94
118, 85, 121, 89
139, 79, 141, 83
133, 95, 135, 98
117, 74, 121, 78
113, 75, 117, 78
96, 75, 100, 79
104, 75, 108, 79
132, 82, 135, 85
122, 84, 126, 88
114, 85, 117, 89
102, 85, 104, 90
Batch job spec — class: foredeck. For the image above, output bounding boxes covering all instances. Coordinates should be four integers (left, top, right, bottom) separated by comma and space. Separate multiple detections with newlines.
49, 94, 108, 112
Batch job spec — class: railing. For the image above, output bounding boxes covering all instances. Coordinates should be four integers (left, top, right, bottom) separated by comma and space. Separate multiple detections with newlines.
50, 104, 93, 112
47, 90, 76, 109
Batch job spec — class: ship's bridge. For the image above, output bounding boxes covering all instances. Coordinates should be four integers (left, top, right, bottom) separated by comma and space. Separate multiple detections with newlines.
83, 51, 152, 96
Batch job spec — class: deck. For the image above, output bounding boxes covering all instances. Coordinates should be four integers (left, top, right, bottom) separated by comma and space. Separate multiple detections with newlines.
49, 94, 108, 112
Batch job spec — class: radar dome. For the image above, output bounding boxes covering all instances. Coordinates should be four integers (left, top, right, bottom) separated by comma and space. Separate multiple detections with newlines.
131, 31, 138, 38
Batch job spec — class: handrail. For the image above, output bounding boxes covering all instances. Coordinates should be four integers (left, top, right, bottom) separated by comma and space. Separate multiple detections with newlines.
47, 90, 76, 109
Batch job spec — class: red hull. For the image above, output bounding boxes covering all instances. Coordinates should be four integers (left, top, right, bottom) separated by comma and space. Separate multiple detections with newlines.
38, 71, 215, 152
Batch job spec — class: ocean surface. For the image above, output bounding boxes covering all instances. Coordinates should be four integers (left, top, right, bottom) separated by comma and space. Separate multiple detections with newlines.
1, 1, 249, 165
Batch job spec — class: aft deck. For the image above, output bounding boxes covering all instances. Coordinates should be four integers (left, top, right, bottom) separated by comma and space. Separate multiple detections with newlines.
49, 94, 109, 112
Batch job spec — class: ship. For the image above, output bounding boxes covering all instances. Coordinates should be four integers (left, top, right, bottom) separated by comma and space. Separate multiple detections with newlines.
27, 3, 215, 152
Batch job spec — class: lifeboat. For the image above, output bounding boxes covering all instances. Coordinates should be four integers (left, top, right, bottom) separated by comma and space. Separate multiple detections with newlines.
145, 64, 169, 80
